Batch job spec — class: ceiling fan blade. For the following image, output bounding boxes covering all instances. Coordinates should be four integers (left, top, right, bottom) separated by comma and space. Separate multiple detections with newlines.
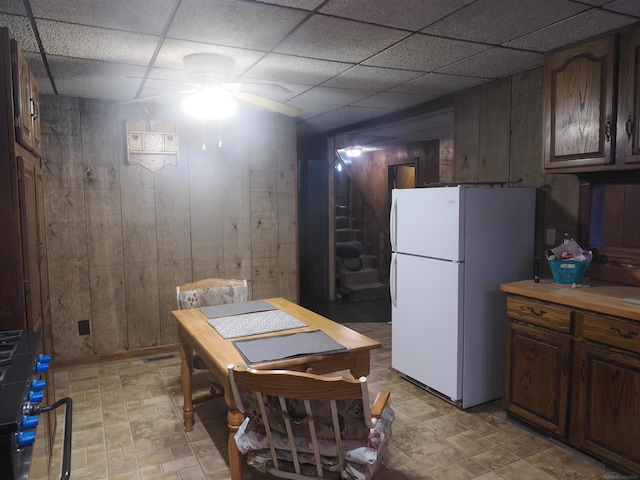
233, 90, 301, 117
118, 89, 196, 105
228, 82, 291, 95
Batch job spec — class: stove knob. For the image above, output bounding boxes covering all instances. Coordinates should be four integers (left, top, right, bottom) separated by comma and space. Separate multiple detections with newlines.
33, 361, 49, 373
22, 415, 39, 430
28, 391, 43, 403
16, 431, 36, 448
31, 379, 46, 391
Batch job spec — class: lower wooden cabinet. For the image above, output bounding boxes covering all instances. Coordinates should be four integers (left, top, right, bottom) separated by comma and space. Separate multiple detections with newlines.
571, 340, 640, 473
503, 320, 571, 436
503, 294, 640, 475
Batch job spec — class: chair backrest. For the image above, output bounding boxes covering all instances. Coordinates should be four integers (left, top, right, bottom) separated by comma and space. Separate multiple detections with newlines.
176, 278, 248, 309
229, 366, 392, 480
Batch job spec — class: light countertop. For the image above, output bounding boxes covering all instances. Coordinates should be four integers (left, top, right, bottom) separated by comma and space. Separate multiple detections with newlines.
501, 279, 640, 322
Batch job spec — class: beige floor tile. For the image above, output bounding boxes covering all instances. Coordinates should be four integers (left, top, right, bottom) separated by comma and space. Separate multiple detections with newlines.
38, 321, 621, 480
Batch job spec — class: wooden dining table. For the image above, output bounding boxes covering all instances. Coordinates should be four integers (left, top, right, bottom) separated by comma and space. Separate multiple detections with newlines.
171, 296, 382, 480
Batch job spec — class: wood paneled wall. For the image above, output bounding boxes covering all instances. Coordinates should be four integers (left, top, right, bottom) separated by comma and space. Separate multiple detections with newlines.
454, 68, 581, 263
41, 96, 297, 359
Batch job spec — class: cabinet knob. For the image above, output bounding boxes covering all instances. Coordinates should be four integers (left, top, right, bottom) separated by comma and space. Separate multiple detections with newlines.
610, 326, 638, 339
521, 305, 546, 317
626, 117, 633, 139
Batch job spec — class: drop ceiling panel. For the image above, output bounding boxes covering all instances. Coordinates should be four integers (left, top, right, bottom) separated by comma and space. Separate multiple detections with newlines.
504, 9, 640, 52
319, 0, 472, 31
35, 20, 159, 65
168, 0, 308, 51
389, 72, 489, 96
421, 0, 590, 44
29, 0, 175, 34
244, 53, 353, 85
363, 34, 491, 71
322, 65, 424, 90
273, 14, 410, 62
0, 13, 39, 51
5, 0, 640, 140
437, 48, 544, 79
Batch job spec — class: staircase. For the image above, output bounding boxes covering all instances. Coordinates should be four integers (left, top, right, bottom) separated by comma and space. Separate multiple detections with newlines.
335, 206, 389, 302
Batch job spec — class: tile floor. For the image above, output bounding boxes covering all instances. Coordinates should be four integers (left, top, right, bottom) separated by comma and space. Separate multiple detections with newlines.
31, 321, 621, 480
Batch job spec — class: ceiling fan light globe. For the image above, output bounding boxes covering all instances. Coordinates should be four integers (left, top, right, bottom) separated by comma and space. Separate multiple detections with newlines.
183, 87, 237, 120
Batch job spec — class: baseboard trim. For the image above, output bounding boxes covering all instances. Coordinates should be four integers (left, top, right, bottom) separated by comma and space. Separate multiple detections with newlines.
51, 343, 180, 368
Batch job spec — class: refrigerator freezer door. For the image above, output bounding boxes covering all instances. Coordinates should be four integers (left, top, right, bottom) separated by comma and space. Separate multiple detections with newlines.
391, 187, 463, 261
391, 253, 463, 402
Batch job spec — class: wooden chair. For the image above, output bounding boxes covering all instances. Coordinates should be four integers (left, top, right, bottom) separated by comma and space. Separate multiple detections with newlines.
176, 278, 248, 396
229, 365, 394, 480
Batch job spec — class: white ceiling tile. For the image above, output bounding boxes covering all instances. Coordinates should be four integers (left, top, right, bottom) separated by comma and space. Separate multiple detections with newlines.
437, 48, 543, 79
245, 53, 353, 85
421, 0, 589, 45
274, 14, 409, 62
36, 19, 159, 65
353, 91, 435, 109
45, 56, 147, 101
603, 0, 640, 15
363, 33, 490, 71
29, 0, 176, 34
323, 65, 424, 90
390, 72, 490, 96
292, 86, 376, 106
319, 0, 472, 31
504, 9, 639, 52
1, 14, 39, 51
168, 0, 308, 51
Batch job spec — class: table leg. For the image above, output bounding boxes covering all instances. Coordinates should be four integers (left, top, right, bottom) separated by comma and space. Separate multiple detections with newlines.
178, 341, 194, 431
225, 385, 246, 480
349, 352, 371, 379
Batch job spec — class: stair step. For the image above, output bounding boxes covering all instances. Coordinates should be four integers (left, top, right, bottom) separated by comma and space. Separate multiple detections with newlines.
335, 240, 362, 253
335, 228, 361, 242
335, 216, 349, 229
340, 268, 379, 288
338, 282, 390, 302
359, 254, 378, 269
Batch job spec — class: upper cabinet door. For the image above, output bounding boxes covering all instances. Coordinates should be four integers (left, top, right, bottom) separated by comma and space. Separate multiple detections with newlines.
11, 39, 41, 157
616, 28, 640, 165
543, 36, 616, 169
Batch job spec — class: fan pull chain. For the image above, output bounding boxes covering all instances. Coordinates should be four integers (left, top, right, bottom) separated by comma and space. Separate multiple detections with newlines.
202, 122, 206, 151
218, 119, 222, 148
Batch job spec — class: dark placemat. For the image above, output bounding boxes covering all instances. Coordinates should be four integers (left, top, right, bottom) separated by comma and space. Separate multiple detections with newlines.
233, 330, 347, 364
200, 300, 277, 319
207, 309, 306, 339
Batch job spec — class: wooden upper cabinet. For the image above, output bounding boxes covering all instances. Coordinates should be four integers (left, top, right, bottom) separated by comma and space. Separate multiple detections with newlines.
543, 35, 616, 170
11, 39, 41, 157
616, 27, 640, 165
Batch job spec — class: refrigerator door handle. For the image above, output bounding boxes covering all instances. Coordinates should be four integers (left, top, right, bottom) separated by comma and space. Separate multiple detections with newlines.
390, 252, 397, 307
390, 197, 397, 251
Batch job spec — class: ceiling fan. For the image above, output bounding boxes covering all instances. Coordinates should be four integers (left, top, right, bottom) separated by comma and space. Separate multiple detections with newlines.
121, 53, 301, 118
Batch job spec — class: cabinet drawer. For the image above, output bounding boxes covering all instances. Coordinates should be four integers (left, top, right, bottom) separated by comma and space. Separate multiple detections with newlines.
580, 313, 640, 354
506, 296, 572, 333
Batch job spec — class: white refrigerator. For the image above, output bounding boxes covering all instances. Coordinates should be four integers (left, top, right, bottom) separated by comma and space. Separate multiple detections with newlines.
390, 185, 535, 408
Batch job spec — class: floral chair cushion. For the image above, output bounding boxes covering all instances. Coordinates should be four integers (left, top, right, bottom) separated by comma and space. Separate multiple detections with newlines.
235, 404, 394, 480
177, 283, 248, 309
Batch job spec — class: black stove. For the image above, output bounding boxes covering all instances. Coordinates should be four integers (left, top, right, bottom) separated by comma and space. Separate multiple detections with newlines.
0, 330, 72, 480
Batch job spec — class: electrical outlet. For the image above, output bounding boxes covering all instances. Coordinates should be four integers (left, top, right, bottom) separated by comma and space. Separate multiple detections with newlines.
545, 228, 556, 245
78, 319, 91, 336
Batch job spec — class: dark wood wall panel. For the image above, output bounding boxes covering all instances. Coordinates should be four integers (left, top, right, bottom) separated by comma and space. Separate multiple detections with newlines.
479, 77, 511, 182
454, 88, 481, 183
41, 97, 298, 359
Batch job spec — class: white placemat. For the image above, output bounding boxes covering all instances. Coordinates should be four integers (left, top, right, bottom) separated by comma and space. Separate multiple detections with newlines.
207, 309, 307, 339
